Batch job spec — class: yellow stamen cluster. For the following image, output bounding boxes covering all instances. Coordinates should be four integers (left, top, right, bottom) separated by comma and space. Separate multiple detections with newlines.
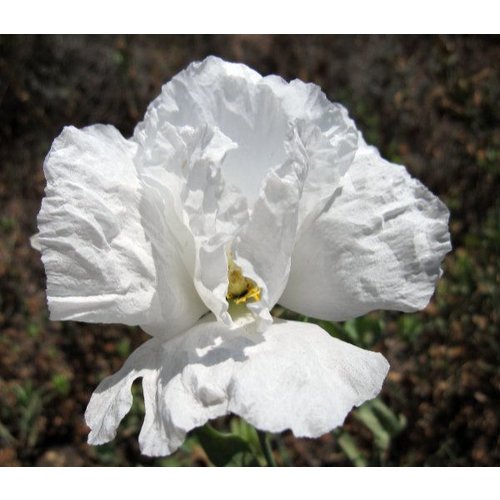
226, 257, 261, 305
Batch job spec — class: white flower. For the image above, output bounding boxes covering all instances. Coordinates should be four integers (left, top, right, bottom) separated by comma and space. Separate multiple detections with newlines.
36, 56, 451, 457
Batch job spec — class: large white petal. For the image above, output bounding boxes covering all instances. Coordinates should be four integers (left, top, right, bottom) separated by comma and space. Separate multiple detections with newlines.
86, 317, 252, 456
85, 316, 388, 456
280, 140, 452, 321
228, 319, 389, 437
134, 56, 358, 206
37, 124, 204, 337
134, 56, 283, 204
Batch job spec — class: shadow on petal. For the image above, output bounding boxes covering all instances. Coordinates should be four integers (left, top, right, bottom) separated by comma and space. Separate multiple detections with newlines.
85, 317, 266, 456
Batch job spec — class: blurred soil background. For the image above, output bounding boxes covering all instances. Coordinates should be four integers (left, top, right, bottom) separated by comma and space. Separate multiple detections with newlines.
0, 35, 498, 466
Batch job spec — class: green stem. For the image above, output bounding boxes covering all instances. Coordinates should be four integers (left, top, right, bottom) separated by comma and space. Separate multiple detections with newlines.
257, 430, 277, 467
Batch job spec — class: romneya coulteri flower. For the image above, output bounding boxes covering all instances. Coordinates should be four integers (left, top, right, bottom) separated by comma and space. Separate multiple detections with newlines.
35, 56, 451, 456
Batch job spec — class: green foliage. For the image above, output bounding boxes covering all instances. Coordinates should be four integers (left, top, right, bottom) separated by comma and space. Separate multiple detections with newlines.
354, 398, 406, 457
308, 314, 384, 350
93, 442, 119, 466
334, 397, 407, 466
158, 436, 201, 467
397, 314, 423, 344
51, 373, 71, 396
195, 424, 258, 467
116, 338, 131, 358
0, 216, 15, 233
13, 382, 51, 448
0, 419, 17, 446
26, 322, 41, 338
334, 430, 368, 467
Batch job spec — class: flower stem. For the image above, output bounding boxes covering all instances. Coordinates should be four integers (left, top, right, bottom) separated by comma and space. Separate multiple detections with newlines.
257, 430, 277, 467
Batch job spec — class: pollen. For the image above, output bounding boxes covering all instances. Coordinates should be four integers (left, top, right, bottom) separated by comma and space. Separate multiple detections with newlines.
226, 256, 261, 305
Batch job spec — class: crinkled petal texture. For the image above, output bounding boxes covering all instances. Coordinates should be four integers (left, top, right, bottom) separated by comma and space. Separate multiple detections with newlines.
38, 57, 364, 334
133, 56, 358, 206
134, 122, 247, 330
38, 57, 452, 460
280, 140, 452, 321
37, 125, 206, 338
133, 56, 359, 322
85, 317, 389, 457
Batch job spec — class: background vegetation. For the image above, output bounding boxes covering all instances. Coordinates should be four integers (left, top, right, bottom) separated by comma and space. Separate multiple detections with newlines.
0, 35, 498, 466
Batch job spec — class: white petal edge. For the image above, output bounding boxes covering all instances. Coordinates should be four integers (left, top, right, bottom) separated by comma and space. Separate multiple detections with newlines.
85, 316, 389, 456
37, 124, 205, 338
37, 125, 159, 326
133, 56, 282, 204
134, 56, 358, 207
229, 319, 389, 437
30, 233, 41, 251
280, 139, 452, 321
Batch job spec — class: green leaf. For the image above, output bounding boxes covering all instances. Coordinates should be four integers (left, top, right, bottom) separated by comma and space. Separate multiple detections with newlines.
334, 430, 367, 467
352, 398, 407, 461
230, 417, 261, 454
369, 398, 407, 436
397, 314, 423, 344
195, 424, 258, 467
354, 403, 391, 452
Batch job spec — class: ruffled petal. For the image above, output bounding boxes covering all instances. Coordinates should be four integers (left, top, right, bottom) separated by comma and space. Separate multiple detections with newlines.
85, 338, 158, 446
263, 77, 358, 219
228, 319, 389, 437
37, 125, 204, 337
280, 139, 452, 321
86, 317, 252, 456
85, 316, 388, 456
135, 122, 249, 327
233, 123, 308, 310
233, 117, 357, 316
135, 166, 209, 338
38, 125, 157, 326
135, 56, 358, 207
134, 56, 285, 204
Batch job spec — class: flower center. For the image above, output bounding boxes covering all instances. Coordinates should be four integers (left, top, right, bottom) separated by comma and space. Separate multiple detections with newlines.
226, 256, 261, 305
